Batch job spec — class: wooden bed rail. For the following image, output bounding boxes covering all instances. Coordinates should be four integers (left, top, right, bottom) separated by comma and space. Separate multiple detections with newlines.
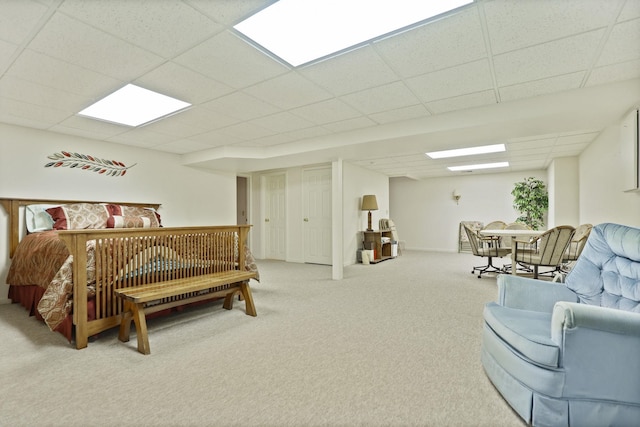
56, 225, 251, 350
0, 198, 160, 258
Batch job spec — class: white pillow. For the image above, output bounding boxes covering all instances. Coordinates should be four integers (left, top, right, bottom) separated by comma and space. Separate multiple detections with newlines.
25, 204, 56, 232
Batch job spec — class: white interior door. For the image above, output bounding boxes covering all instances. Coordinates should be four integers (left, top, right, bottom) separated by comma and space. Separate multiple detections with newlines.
265, 173, 286, 260
303, 167, 332, 265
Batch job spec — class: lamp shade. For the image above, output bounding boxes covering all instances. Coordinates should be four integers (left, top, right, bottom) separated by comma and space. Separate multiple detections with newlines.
361, 195, 378, 211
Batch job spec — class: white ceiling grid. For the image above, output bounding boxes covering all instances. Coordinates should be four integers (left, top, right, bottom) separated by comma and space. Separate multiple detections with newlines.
0, 0, 638, 178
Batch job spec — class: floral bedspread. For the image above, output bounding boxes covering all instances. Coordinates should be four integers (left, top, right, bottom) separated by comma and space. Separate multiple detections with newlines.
8, 232, 260, 331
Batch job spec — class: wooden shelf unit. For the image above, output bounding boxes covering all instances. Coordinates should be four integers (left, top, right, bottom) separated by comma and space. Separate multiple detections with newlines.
363, 229, 394, 263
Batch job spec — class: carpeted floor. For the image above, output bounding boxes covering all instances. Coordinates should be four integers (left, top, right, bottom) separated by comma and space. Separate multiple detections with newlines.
0, 250, 525, 426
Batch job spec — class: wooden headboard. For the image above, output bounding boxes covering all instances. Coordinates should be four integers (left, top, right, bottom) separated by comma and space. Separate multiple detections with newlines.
0, 198, 161, 258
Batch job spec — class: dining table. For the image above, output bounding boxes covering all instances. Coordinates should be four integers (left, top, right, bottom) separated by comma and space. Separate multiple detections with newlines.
478, 228, 545, 275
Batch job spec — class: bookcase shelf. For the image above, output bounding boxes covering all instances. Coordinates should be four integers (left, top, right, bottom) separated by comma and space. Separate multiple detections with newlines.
363, 230, 395, 264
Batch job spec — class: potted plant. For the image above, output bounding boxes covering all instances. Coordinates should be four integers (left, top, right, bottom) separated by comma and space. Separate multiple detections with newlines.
511, 177, 548, 230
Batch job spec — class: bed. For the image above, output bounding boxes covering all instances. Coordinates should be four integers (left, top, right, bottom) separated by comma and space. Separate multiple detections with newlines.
1, 197, 259, 350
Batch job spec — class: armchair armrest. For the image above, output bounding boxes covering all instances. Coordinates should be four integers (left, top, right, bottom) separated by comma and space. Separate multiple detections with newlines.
549, 302, 640, 402
551, 302, 640, 342
497, 274, 578, 312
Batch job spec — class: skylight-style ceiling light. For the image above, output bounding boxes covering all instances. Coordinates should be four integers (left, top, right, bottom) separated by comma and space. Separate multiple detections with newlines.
448, 162, 509, 172
234, 0, 473, 67
78, 84, 191, 127
426, 143, 505, 159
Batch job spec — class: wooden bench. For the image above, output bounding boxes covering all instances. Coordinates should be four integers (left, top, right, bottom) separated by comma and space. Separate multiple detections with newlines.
114, 270, 257, 355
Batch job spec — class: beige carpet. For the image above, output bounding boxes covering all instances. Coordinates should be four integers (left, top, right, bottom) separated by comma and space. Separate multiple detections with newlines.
0, 251, 525, 427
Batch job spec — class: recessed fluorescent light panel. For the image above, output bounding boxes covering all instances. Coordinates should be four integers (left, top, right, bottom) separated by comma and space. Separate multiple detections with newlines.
234, 0, 473, 67
448, 162, 509, 172
426, 143, 505, 159
78, 84, 191, 127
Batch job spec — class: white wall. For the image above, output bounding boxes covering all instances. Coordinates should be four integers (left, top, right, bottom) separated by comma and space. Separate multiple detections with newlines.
0, 123, 237, 303
250, 161, 389, 267
389, 171, 546, 252
579, 120, 640, 227
547, 157, 579, 228
342, 162, 389, 265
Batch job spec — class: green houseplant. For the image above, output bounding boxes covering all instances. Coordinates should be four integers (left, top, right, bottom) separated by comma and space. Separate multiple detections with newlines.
511, 177, 548, 230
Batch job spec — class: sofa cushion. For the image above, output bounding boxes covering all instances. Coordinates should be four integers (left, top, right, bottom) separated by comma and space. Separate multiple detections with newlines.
484, 302, 559, 368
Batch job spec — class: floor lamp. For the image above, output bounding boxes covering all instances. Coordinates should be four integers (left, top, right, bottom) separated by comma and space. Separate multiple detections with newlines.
361, 195, 378, 231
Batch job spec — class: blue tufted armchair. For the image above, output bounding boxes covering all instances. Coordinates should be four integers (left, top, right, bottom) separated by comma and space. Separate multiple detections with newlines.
481, 223, 640, 426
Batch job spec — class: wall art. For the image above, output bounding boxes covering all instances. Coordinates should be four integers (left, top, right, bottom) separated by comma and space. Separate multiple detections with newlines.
45, 151, 136, 177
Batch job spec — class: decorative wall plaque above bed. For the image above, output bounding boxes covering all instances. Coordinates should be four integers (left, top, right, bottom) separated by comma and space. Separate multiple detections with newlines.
45, 151, 136, 177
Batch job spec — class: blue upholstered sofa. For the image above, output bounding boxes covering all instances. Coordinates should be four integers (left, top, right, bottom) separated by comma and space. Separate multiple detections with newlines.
481, 223, 640, 426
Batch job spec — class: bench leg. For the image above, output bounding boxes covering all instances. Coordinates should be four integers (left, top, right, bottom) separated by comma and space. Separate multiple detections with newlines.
240, 281, 257, 317
118, 301, 134, 343
223, 290, 238, 311
131, 303, 150, 355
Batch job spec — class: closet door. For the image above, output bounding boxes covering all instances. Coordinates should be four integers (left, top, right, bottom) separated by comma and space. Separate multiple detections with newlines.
303, 167, 332, 265
265, 173, 286, 260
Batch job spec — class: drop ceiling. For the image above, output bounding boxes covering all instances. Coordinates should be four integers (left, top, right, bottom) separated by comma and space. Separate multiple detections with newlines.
1, 0, 639, 179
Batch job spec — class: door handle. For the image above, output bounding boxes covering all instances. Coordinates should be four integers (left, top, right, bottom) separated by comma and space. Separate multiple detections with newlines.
304, 218, 309, 222
265, 218, 270, 222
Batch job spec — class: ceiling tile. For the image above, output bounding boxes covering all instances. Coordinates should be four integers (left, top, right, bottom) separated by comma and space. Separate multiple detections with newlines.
167, 105, 240, 131
6, 49, 122, 97
425, 90, 497, 114
279, 125, 333, 143
586, 59, 640, 86
187, 129, 243, 147
107, 127, 176, 148
135, 61, 234, 105
174, 30, 288, 89
619, 0, 640, 21
200, 91, 280, 121
551, 143, 589, 154
406, 60, 494, 102
596, 18, 640, 66
244, 71, 332, 110
499, 72, 584, 102
493, 30, 605, 87
322, 116, 376, 133
0, 75, 89, 113
555, 132, 600, 145
0, 0, 51, 45
58, 0, 223, 57
52, 115, 130, 138
218, 121, 275, 141
299, 45, 400, 96
0, 97, 71, 127
369, 104, 431, 124
185, 0, 266, 26
0, 40, 19, 72
374, 6, 486, 78
153, 139, 215, 154
483, 0, 619, 54
142, 112, 210, 138
340, 81, 422, 115
250, 111, 316, 133
290, 99, 362, 125
28, 12, 164, 80
49, 123, 127, 141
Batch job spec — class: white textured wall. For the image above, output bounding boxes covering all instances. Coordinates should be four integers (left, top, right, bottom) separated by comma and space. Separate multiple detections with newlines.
251, 162, 389, 267
0, 123, 237, 303
390, 171, 547, 252
547, 157, 579, 228
343, 162, 390, 265
579, 119, 640, 227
